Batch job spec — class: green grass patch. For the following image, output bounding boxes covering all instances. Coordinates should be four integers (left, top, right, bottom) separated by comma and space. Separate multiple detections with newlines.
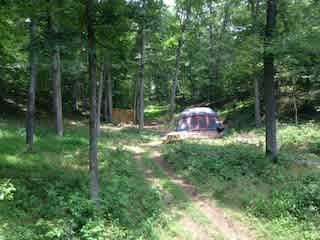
144, 105, 168, 120
163, 122, 320, 240
0, 119, 166, 240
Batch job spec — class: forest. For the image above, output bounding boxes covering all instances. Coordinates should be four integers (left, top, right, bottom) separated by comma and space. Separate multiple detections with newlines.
0, 0, 319, 239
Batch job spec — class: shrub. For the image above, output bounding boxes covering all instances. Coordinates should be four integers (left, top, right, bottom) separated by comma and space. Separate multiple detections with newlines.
0, 179, 15, 201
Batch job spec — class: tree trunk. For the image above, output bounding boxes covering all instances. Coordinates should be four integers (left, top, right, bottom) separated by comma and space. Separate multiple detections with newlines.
103, 91, 107, 121
26, 19, 38, 151
169, 4, 191, 121
49, 6, 64, 136
134, 75, 140, 124
138, 25, 145, 130
254, 78, 262, 128
293, 95, 298, 125
106, 60, 112, 123
250, 0, 262, 128
208, 1, 215, 101
264, 0, 277, 162
86, 0, 99, 206
97, 63, 104, 136
73, 80, 81, 112
170, 39, 182, 121
292, 77, 298, 125
214, 0, 232, 97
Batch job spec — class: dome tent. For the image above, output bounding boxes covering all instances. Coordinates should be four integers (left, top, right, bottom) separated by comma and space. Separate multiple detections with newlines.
176, 107, 223, 132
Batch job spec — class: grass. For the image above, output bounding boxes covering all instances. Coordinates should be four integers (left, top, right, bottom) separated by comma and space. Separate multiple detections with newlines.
138, 149, 224, 239
144, 105, 168, 120
1, 101, 319, 239
162, 122, 320, 240
0, 118, 166, 240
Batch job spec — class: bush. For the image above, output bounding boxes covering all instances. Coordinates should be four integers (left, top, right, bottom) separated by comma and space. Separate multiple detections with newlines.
164, 142, 268, 182
163, 134, 320, 238
80, 219, 128, 240
0, 179, 15, 201
252, 173, 320, 221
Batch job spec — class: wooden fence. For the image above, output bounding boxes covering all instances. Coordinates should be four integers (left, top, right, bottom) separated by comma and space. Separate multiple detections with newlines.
112, 108, 135, 123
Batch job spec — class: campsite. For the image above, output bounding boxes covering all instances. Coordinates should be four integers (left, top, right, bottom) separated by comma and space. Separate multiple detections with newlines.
0, 0, 319, 239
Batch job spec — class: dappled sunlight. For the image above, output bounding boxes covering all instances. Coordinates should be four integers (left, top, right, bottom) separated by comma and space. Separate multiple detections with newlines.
66, 120, 86, 127
99, 123, 140, 132
124, 145, 146, 154
3, 98, 27, 112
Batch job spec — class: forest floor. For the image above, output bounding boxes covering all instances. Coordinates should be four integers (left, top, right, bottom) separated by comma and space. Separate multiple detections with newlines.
125, 132, 256, 240
1, 115, 319, 240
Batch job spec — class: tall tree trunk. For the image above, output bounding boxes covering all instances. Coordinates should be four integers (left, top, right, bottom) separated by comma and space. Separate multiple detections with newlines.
292, 77, 298, 125
139, 25, 145, 130
208, 1, 215, 102
49, 5, 64, 136
293, 95, 298, 125
254, 78, 262, 128
169, 39, 182, 121
264, 0, 277, 162
97, 63, 104, 136
106, 59, 112, 123
103, 91, 107, 121
26, 19, 38, 151
169, 4, 191, 121
134, 75, 140, 124
250, 0, 262, 128
86, 0, 99, 206
74, 80, 81, 112
214, 0, 232, 97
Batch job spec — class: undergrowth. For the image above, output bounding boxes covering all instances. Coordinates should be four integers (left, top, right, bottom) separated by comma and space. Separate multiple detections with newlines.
0, 119, 165, 240
163, 123, 320, 240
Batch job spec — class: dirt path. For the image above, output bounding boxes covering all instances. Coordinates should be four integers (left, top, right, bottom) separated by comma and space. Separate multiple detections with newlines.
120, 121, 256, 239
144, 141, 256, 240
129, 144, 218, 240
126, 132, 256, 240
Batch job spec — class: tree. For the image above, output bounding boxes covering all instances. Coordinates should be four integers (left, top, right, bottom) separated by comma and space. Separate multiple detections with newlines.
264, 0, 277, 162
169, 0, 191, 121
249, 0, 262, 128
104, 57, 112, 123
207, 0, 215, 101
138, 21, 145, 130
26, 18, 38, 151
97, 60, 105, 136
86, 0, 99, 206
49, 0, 64, 136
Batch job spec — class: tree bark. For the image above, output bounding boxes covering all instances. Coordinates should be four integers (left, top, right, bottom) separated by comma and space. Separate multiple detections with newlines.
134, 75, 140, 124
250, 0, 262, 128
26, 19, 38, 151
292, 77, 298, 125
97, 63, 104, 136
106, 59, 112, 123
293, 95, 298, 125
169, 38, 182, 120
264, 0, 277, 162
214, 0, 232, 97
139, 25, 145, 130
86, 0, 99, 206
254, 78, 262, 128
169, 4, 191, 121
73, 80, 81, 112
208, 1, 215, 102
49, 5, 64, 136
